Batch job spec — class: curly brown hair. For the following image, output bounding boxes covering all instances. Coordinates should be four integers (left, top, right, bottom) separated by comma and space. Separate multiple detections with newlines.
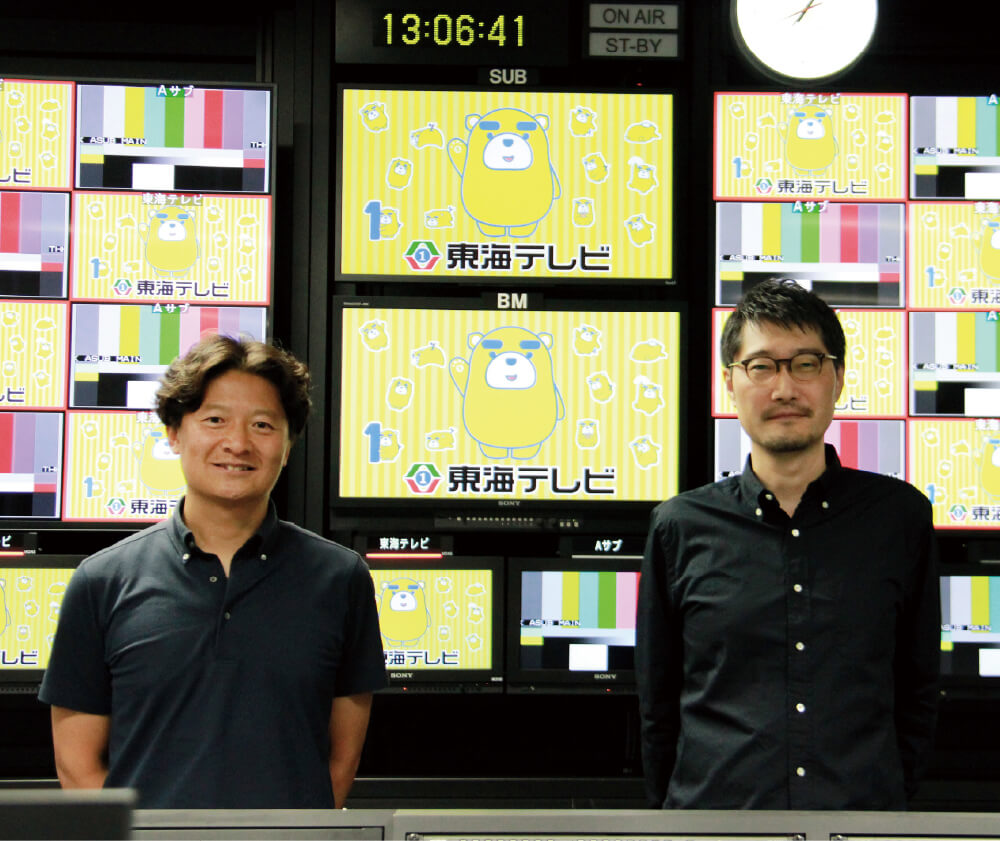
156, 335, 312, 441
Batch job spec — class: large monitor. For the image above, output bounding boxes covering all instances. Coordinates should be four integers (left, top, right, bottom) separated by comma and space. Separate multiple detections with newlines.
336, 86, 673, 284
506, 557, 639, 693
367, 555, 504, 693
0, 553, 83, 687
333, 296, 684, 531
940, 564, 1000, 689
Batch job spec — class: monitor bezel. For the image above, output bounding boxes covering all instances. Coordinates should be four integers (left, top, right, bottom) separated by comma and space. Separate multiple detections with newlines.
504, 555, 640, 694
329, 293, 687, 534
334, 83, 676, 285
367, 554, 505, 693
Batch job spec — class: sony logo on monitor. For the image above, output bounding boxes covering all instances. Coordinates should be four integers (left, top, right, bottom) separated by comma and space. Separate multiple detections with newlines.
498, 500, 521, 507
392, 673, 415, 679
594, 673, 617, 680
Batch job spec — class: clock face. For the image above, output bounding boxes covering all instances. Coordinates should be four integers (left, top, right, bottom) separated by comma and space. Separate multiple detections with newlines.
732, 0, 878, 81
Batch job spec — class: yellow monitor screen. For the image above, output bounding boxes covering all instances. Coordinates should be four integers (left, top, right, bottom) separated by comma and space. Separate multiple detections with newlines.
337, 300, 682, 504
338, 87, 672, 283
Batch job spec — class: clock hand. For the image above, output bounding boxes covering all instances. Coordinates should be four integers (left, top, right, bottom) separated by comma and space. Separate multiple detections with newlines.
790, 0, 822, 23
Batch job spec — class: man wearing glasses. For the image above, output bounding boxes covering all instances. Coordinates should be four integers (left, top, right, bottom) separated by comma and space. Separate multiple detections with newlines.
637, 279, 939, 810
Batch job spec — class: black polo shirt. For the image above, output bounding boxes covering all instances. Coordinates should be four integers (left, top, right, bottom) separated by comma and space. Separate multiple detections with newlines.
39, 500, 386, 808
637, 446, 940, 810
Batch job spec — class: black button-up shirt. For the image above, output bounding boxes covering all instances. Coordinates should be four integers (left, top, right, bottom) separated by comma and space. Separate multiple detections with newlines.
637, 446, 939, 809
40, 500, 387, 808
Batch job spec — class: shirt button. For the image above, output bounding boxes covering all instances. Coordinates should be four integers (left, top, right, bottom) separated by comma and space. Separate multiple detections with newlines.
224, 611, 231, 620
796, 703, 806, 713
822, 501, 830, 509
182, 553, 190, 560
793, 583, 803, 593
796, 766, 806, 777
791, 528, 800, 537
261, 554, 267, 561
795, 641, 806, 651
765, 493, 774, 501
755, 507, 763, 517
209, 576, 218, 583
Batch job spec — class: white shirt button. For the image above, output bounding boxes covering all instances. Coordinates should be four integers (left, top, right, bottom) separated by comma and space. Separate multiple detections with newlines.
796, 703, 806, 713
795, 641, 805, 651
261, 554, 267, 561
791, 528, 800, 537
755, 507, 763, 517
765, 493, 774, 500
793, 583, 803, 593
822, 501, 830, 509
796, 766, 806, 777
182, 553, 190, 560
209, 576, 218, 583
224, 611, 231, 620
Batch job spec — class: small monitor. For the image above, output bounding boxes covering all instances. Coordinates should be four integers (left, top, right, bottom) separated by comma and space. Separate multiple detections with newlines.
0, 554, 84, 687
368, 556, 504, 693
716, 201, 905, 307
910, 311, 1000, 417
0, 413, 63, 519
940, 565, 1000, 688
507, 557, 639, 693
69, 303, 267, 409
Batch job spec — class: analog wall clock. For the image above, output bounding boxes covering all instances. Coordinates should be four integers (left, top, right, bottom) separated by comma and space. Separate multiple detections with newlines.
732, 0, 878, 82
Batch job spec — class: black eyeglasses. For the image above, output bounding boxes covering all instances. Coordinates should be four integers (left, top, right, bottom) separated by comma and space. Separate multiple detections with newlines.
727, 352, 837, 385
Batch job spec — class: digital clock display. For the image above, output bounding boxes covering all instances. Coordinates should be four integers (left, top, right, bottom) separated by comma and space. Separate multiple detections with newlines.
380, 12, 525, 49
335, 0, 569, 65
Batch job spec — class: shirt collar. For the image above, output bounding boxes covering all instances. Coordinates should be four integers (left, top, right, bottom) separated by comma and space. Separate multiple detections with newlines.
738, 443, 844, 507
168, 497, 280, 562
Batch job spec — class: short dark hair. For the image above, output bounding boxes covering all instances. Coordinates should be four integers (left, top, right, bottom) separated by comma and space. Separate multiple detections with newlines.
156, 335, 312, 441
720, 279, 845, 369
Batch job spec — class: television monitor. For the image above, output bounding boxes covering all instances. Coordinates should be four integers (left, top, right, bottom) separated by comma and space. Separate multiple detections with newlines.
367, 555, 503, 693
506, 557, 639, 693
911, 96, 1000, 200
75, 83, 272, 193
0, 78, 75, 192
70, 191, 272, 305
715, 201, 905, 307
907, 202, 1000, 310
714, 92, 907, 202
336, 86, 673, 283
62, 411, 183, 522
0, 191, 70, 298
0, 412, 63, 519
0, 299, 68, 410
0, 553, 83, 686
907, 418, 1000, 530
69, 303, 267, 409
715, 417, 906, 482
333, 296, 683, 531
940, 564, 1000, 688
712, 308, 906, 419
909, 311, 1000, 417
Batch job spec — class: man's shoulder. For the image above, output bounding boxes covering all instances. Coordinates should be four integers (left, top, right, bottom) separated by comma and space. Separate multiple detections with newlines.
838, 466, 932, 513
77, 519, 173, 576
652, 477, 739, 522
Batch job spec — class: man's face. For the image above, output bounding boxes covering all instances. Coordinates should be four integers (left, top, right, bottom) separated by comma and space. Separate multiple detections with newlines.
167, 369, 291, 512
723, 320, 844, 457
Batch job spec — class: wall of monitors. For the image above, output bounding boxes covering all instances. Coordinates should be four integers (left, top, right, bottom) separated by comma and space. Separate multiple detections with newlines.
0, 78, 274, 525
713, 92, 1000, 531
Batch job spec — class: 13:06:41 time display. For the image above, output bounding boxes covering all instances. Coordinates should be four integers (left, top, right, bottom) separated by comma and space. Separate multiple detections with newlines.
380, 12, 525, 47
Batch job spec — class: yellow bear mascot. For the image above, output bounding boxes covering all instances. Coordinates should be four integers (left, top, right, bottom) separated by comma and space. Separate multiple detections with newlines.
448, 108, 560, 238
449, 325, 565, 459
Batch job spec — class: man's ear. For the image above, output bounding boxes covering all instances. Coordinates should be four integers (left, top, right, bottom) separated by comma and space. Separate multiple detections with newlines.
723, 366, 734, 398
833, 364, 845, 402
166, 425, 180, 453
